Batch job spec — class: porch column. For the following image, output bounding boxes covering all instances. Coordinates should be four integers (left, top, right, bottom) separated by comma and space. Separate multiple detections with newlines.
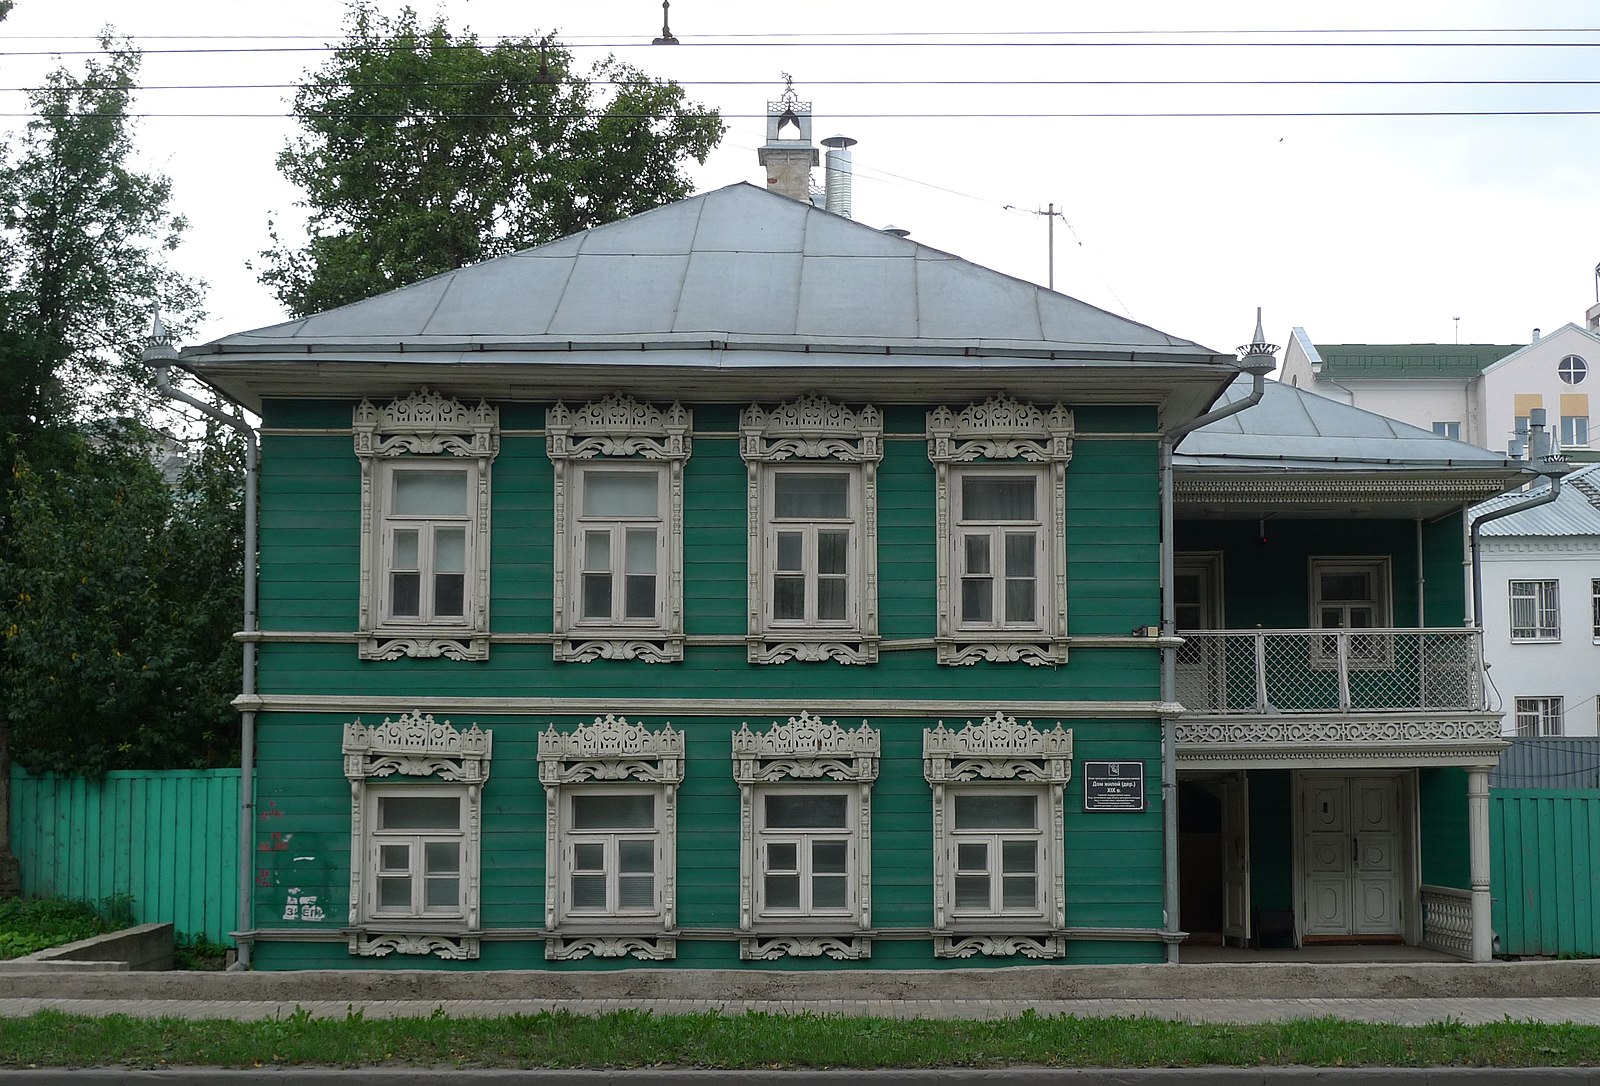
1467, 765, 1493, 962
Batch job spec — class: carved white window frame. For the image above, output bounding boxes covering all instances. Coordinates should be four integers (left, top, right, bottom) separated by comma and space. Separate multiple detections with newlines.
547, 396, 691, 663
923, 711, 1072, 959
742, 395, 882, 665
928, 397, 1072, 666
343, 710, 492, 960
733, 711, 879, 960
538, 714, 684, 961
355, 388, 499, 661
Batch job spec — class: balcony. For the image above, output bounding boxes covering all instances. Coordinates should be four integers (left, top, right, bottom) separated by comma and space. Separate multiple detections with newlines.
1173, 629, 1502, 768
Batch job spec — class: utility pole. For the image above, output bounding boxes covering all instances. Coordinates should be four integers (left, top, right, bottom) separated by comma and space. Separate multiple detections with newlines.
1005, 203, 1069, 290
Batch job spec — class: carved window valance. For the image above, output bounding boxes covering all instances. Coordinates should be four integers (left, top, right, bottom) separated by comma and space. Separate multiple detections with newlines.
732, 711, 880, 784
539, 715, 682, 962
741, 395, 882, 666
354, 388, 499, 662
923, 711, 1073, 784
546, 396, 691, 664
928, 396, 1073, 667
343, 709, 493, 783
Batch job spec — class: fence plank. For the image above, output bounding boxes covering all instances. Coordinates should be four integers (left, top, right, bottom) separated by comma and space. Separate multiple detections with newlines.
1492, 790, 1600, 959
7, 767, 241, 945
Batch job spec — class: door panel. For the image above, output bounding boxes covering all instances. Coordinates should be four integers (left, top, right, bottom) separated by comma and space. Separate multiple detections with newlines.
1297, 774, 1405, 939
1221, 773, 1250, 944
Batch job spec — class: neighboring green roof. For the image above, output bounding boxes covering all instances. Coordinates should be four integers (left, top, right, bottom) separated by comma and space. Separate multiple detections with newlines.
1314, 343, 1522, 379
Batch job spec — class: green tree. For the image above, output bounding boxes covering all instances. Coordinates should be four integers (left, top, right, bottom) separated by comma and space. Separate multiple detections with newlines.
0, 36, 209, 895
260, 2, 725, 317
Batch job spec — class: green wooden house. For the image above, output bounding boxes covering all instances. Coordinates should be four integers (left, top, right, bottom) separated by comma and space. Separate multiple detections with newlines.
179, 182, 1527, 969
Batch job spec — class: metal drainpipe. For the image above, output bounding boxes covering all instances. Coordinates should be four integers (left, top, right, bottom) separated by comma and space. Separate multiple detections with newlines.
1156, 314, 1275, 962
143, 316, 258, 971
1468, 409, 1567, 641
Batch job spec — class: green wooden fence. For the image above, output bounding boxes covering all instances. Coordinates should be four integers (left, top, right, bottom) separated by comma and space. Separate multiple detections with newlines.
1491, 789, 1600, 958
7, 767, 240, 946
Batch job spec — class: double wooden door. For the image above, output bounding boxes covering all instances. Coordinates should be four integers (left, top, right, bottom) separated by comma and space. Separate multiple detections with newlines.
1298, 774, 1405, 938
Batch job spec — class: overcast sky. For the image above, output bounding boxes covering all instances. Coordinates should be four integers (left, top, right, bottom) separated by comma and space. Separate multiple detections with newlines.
4, 0, 1600, 359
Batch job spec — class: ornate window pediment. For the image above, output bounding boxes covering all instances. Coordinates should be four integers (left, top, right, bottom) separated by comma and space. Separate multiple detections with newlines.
547, 396, 691, 663
741, 395, 882, 665
538, 715, 684, 961
354, 388, 499, 661
923, 711, 1072, 960
928, 397, 1073, 667
342, 710, 492, 960
733, 711, 879, 961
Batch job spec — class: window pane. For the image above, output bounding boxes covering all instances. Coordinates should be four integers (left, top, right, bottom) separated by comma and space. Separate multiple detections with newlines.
964, 534, 991, 574
379, 795, 460, 830
766, 842, 798, 871
1004, 577, 1036, 624
765, 874, 800, 909
572, 793, 655, 830
774, 472, 849, 518
619, 875, 654, 909
817, 530, 848, 575
434, 573, 465, 617
1002, 839, 1037, 874
962, 476, 1035, 521
954, 875, 989, 910
765, 793, 848, 828
583, 471, 658, 517
433, 527, 465, 573
393, 529, 419, 570
379, 843, 410, 873
583, 530, 612, 572
1002, 875, 1036, 909
1004, 533, 1035, 577
619, 839, 654, 874
1347, 607, 1374, 630
572, 874, 606, 910
817, 578, 846, 622
391, 572, 421, 618
423, 841, 459, 875
812, 839, 848, 874
378, 877, 411, 909
954, 793, 1035, 830
582, 573, 612, 619
624, 529, 656, 574
573, 842, 604, 872
424, 876, 458, 908
393, 470, 467, 515
773, 576, 805, 620
812, 875, 847, 909
775, 532, 803, 572
962, 578, 993, 623
624, 574, 657, 620
1319, 572, 1372, 602
956, 842, 988, 872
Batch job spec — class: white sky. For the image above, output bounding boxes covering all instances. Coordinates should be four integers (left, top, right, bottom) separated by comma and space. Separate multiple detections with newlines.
4, 0, 1600, 357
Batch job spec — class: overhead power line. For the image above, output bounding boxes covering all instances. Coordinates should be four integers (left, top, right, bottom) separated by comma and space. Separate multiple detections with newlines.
10, 109, 1600, 121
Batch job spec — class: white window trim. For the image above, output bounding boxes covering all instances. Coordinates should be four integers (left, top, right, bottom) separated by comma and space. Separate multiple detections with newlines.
343, 710, 492, 960
1509, 578, 1561, 642
1308, 556, 1394, 669
1591, 578, 1599, 642
1514, 696, 1564, 737
538, 715, 683, 961
923, 711, 1072, 960
928, 396, 1073, 666
1430, 421, 1461, 440
742, 395, 882, 665
355, 389, 498, 661
547, 396, 690, 663
733, 712, 879, 960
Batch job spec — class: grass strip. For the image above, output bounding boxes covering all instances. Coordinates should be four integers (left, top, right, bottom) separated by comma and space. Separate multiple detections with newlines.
0, 1009, 1597, 1070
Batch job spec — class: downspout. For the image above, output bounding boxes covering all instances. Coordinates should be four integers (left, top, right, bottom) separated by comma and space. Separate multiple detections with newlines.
1468, 408, 1567, 640
142, 311, 259, 971
1156, 307, 1276, 963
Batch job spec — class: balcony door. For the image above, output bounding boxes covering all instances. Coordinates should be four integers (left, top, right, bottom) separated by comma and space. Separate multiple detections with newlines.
1297, 772, 1406, 939
1174, 553, 1223, 711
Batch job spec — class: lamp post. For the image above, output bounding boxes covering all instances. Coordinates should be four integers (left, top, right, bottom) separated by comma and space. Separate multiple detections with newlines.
142, 309, 260, 971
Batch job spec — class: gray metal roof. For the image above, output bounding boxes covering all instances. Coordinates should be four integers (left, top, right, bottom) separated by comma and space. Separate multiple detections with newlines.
1474, 462, 1600, 537
1176, 376, 1522, 471
191, 183, 1222, 361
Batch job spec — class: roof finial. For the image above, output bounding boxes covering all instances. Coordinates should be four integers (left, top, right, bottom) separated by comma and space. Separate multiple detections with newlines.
1237, 305, 1277, 358
141, 303, 178, 364
652, 0, 679, 45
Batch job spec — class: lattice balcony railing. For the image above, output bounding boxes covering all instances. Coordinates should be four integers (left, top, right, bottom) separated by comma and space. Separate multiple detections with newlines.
1175, 629, 1485, 715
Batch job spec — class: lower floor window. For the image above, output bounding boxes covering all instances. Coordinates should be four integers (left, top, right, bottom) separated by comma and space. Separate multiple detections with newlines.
756, 789, 854, 917
1515, 697, 1564, 737
564, 789, 663, 918
947, 790, 1046, 918
370, 791, 465, 918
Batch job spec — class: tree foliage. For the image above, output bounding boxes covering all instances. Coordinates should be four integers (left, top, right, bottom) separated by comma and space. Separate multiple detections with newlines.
260, 2, 725, 317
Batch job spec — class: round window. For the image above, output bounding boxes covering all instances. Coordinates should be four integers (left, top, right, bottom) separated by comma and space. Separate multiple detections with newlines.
1558, 354, 1588, 384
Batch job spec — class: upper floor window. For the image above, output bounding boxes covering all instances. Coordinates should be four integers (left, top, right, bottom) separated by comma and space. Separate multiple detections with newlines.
733, 712, 879, 961
538, 715, 683, 962
343, 711, 492, 960
354, 389, 498, 661
1592, 578, 1600, 640
1559, 355, 1588, 385
547, 397, 690, 663
742, 396, 882, 665
928, 397, 1073, 666
1309, 557, 1392, 666
1431, 421, 1461, 440
1515, 696, 1564, 737
1561, 415, 1590, 448
1509, 579, 1560, 641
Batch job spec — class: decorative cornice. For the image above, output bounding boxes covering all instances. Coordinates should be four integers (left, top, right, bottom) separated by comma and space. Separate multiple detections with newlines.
934, 934, 1065, 959
938, 641, 1068, 667
740, 394, 883, 464
358, 635, 487, 663
537, 715, 685, 785
545, 395, 691, 463
740, 935, 871, 960
923, 711, 1074, 784
926, 396, 1074, 465
555, 638, 685, 664
732, 712, 880, 784
746, 638, 879, 665
353, 387, 499, 460
342, 710, 492, 783
1175, 475, 1514, 503
544, 935, 676, 961
348, 932, 478, 959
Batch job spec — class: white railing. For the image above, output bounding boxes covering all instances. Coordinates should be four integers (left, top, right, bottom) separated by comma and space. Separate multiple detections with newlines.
1420, 884, 1473, 959
1176, 629, 1485, 715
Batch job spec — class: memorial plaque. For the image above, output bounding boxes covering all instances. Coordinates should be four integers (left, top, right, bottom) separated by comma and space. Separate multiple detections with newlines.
1084, 760, 1145, 811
